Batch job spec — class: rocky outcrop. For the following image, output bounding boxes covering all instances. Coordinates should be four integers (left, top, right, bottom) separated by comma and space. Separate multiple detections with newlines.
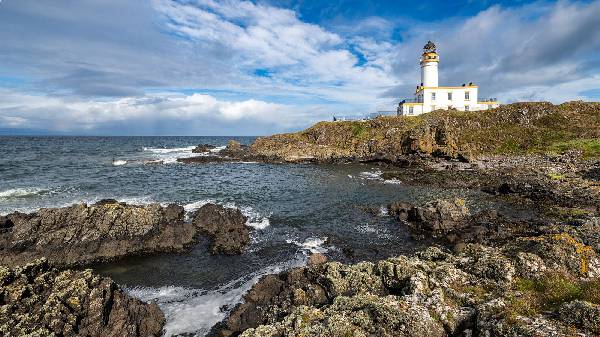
192, 144, 216, 153
0, 259, 164, 337
0, 200, 195, 267
0, 200, 254, 267
211, 234, 600, 336
388, 198, 470, 233
192, 203, 251, 255
246, 102, 600, 163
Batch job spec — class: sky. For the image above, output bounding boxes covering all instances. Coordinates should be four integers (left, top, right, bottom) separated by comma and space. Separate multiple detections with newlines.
0, 0, 599, 135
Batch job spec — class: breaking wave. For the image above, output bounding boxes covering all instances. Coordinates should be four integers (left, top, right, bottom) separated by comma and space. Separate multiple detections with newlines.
112, 160, 127, 166
142, 146, 198, 164
286, 237, 329, 254
0, 187, 49, 200
127, 257, 305, 336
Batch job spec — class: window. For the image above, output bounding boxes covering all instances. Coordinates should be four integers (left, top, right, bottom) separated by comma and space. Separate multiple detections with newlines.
448, 92, 452, 101
431, 92, 436, 101
465, 105, 469, 111
465, 91, 470, 100
409, 106, 414, 115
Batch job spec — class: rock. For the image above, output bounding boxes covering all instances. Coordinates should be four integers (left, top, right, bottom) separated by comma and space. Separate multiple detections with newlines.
192, 144, 216, 153
0, 259, 164, 337
226, 139, 242, 151
211, 233, 600, 337
307, 253, 328, 266
192, 203, 251, 255
559, 300, 600, 334
389, 198, 470, 233
0, 215, 12, 230
0, 202, 196, 267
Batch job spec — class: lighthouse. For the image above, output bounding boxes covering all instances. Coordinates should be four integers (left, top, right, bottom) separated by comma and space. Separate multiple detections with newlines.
397, 41, 499, 116
420, 41, 439, 87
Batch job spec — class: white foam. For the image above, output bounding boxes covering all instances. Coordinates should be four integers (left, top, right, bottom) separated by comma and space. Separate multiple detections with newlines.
142, 145, 199, 164
383, 179, 402, 184
286, 237, 329, 254
112, 160, 127, 166
358, 170, 383, 181
209, 145, 226, 153
143, 146, 197, 154
117, 196, 157, 205
0, 187, 49, 199
126, 257, 305, 337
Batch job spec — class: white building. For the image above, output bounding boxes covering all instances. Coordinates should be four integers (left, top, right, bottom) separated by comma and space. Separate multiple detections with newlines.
398, 41, 499, 116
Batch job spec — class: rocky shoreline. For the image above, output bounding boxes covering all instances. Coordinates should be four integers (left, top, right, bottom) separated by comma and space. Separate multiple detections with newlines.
1, 101, 599, 336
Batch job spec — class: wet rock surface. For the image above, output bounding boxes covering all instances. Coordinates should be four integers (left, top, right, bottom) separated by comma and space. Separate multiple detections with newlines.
192, 203, 251, 255
212, 233, 600, 337
0, 259, 164, 337
0, 200, 195, 268
0, 200, 253, 267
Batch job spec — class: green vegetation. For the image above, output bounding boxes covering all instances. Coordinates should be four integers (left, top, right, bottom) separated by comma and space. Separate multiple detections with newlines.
253, 101, 600, 159
548, 138, 600, 158
544, 207, 593, 221
506, 273, 600, 319
351, 122, 367, 137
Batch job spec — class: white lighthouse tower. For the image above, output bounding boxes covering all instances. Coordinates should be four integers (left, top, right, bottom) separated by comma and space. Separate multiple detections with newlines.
397, 41, 499, 116
420, 41, 439, 87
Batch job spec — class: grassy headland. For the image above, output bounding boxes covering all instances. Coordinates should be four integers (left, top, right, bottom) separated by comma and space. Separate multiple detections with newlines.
251, 101, 600, 161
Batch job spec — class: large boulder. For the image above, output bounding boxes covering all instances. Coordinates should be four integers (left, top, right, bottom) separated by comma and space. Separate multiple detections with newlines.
388, 198, 470, 233
0, 259, 164, 337
192, 203, 251, 255
0, 200, 195, 267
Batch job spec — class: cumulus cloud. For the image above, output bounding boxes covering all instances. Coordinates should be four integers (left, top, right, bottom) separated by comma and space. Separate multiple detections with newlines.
0, 0, 599, 135
386, 0, 600, 102
0, 89, 322, 135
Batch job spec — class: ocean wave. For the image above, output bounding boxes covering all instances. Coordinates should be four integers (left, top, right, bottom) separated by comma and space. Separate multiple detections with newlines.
126, 257, 305, 336
358, 170, 383, 181
112, 160, 127, 166
0, 187, 49, 200
286, 237, 329, 254
116, 196, 158, 205
142, 145, 199, 164
142, 146, 197, 154
383, 178, 402, 184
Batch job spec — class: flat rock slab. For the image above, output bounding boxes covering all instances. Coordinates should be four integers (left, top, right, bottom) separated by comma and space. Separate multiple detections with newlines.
0, 200, 196, 267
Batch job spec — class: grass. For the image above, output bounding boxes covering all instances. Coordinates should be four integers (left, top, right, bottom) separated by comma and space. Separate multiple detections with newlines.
266, 102, 600, 159
506, 273, 600, 319
548, 138, 600, 158
352, 123, 367, 137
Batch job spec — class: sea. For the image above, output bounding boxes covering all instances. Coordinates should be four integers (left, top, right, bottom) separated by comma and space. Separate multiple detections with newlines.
0, 136, 528, 336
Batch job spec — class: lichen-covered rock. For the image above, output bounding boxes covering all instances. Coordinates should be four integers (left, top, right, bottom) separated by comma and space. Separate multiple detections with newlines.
0, 200, 195, 267
388, 198, 470, 233
211, 234, 600, 337
240, 294, 446, 337
0, 259, 164, 337
559, 300, 600, 334
192, 203, 251, 255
